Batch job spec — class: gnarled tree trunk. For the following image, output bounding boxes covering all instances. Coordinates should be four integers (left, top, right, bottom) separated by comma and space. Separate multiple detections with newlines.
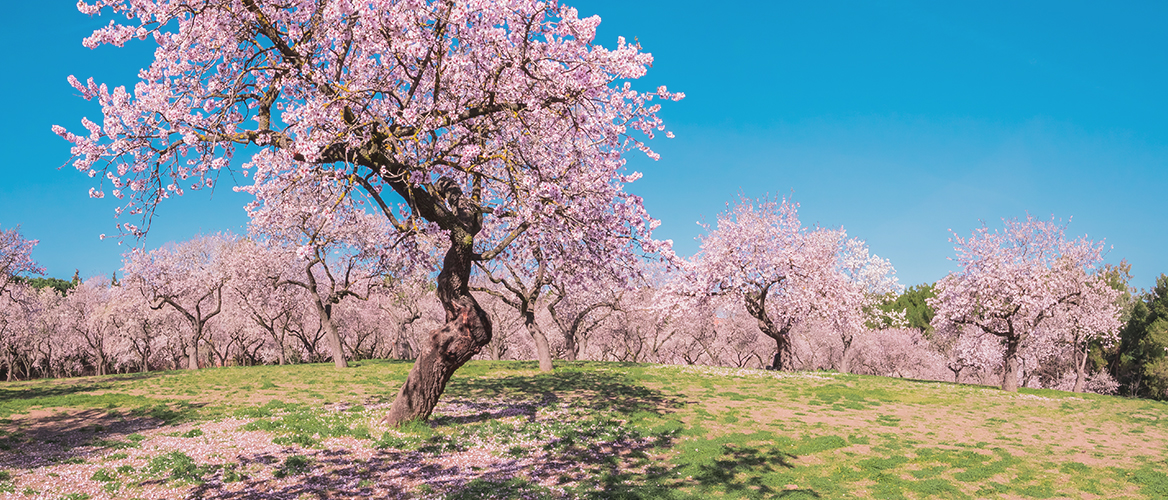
767, 331, 793, 371
383, 237, 492, 427
743, 283, 794, 371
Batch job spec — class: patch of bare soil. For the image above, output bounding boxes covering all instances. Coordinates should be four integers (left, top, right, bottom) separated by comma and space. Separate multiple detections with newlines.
692, 383, 1168, 470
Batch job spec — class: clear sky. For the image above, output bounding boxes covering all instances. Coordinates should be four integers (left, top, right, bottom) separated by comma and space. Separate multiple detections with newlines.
2, 1, 1165, 289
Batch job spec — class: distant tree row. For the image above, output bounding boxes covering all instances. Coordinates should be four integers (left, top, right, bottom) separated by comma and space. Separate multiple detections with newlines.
4, 193, 1153, 400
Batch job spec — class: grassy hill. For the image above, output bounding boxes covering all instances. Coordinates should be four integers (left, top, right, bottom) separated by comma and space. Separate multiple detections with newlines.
0, 361, 1165, 499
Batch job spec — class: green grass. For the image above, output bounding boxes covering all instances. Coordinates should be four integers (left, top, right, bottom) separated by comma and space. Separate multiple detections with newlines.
239, 400, 374, 448
0, 360, 1166, 498
146, 451, 219, 484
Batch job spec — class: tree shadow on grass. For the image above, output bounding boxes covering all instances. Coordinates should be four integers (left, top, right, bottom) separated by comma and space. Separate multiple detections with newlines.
0, 400, 204, 470
578, 440, 820, 500
443, 367, 683, 418
427, 393, 556, 426
0, 370, 177, 401
182, 369, 689, 499
2, 365, 820, 499
0, 381, 117, 404
182, 432, 672, 500
685, 444, 814, 499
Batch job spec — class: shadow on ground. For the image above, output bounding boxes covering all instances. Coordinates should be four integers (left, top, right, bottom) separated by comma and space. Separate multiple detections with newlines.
444, 366, 683, 416
1, 367, 825, 499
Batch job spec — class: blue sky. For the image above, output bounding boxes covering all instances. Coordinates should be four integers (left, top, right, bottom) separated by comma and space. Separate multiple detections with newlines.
2, 1, 1166, 289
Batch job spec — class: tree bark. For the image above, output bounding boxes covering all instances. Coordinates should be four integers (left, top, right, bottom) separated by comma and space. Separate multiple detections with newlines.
1002, 334, 1021, 392
138, 341, 150, 373
524, 311, 553, 372
314, 299, 349, 369
382, 237, 491, 427
186, 342, 200, 370
768, 332, 793, 371
393, 312, 419, 360
564, 331, 578, 362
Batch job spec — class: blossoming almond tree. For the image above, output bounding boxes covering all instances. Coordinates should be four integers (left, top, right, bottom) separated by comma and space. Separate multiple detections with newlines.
929, 215, 1109, 392
546, 273, 623, 363
472, 244, 558, 372
472, 218, 643, 372
376, 272, 443, 360
246, 173, 418, 369
1040, 270, 1122, 392
108, 285, 171, 373
831, 237, 902, 372
226, 239, 304, 366
122, 233, 237, 370
683, 196, 895, 371
0, 292, 31, 381
58, 0, 676, 425
1, 226, 43, 300
61, 277, 118, 376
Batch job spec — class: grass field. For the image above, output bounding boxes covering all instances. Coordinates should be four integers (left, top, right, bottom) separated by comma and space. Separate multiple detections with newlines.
0, 360, 1166, 499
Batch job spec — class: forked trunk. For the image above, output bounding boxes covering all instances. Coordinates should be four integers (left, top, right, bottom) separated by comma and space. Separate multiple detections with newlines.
383, 239, 491, 427
744, 286, 791, 371
1001, 335, 1021, 392
1073, 345, 1090, 393
756, 319, 792, 371
768, 332, 792, 371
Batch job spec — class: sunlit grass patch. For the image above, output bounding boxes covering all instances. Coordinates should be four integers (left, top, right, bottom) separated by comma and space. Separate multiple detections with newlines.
239, 400, 374, 449
146, 450, 220, 484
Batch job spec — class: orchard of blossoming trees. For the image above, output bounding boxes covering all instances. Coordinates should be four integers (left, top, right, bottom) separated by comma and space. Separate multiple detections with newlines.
14, 0, 1155, 426
1, 203, 1142, 398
